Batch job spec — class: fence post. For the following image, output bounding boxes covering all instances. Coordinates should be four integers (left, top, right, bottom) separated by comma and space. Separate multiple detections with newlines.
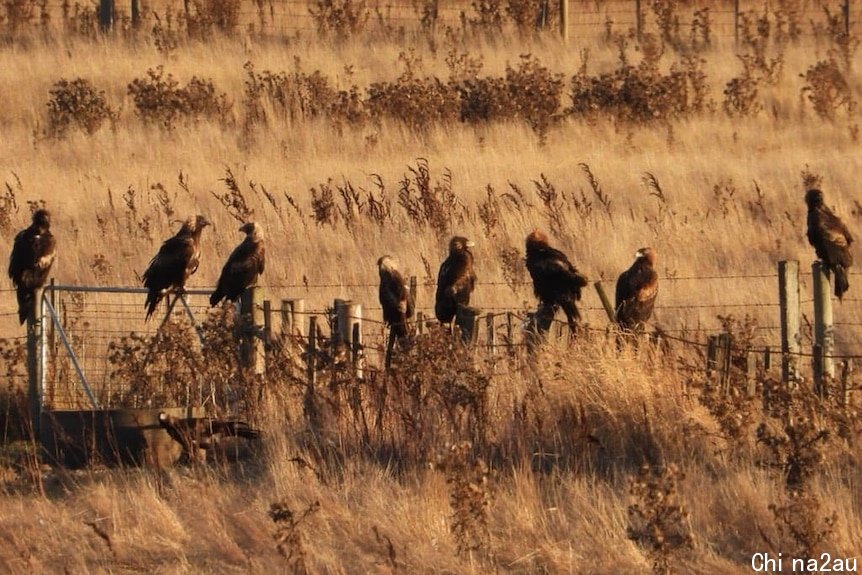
409, 276, 417, 309
844, 0, 851, 36
455, 306, 481, 345
635, 0, 642, 38
841, 359, 853, 407
706, 335, 718, 380
734, 0, 740, 47
812, 261, 835, 390
99, 0, 113, 30
486, 313, 496, 356
778, 260, 800, 384
506, 312, 515, 355
335, 300, 363, 378
746, 350, 758, 397
281, 298, 306, 338
131, 0, 140, 27
560, 0, 568, 42
263, 299, 272, 349
239, 286, 265, 375
307, 316, 318, 387
26, 288, 45, 440
594, 281, 616, 323
416, 311, 425, 336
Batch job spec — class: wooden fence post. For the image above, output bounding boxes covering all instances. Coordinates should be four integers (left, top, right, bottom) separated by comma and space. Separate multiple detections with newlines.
734, 0, 740, 47
131, 0, 140, 27
844, 0, 851, 36
99, 0, 113, 30
307, 316, 318, 387
506, 312, 515, 356
635, 0, 642, 38
239, 286, 265, 375
263, 300, 272, 349
409, 276, 417, 309
594, 281, 616, 323
486, 313, 496, 356
455, 306, 481, 345
812, 261, 835, 392
26, 287, 45, 440
560, 0, 568, 42
416, 311, 425, 336
778, 260, 800, 384
746, 350, 758, 397
281, 298, 306, 338
335, 300, 363, 378
841, 359, 853, 407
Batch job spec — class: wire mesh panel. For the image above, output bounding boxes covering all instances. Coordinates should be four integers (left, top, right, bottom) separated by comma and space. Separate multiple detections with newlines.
41, 285, 216, 410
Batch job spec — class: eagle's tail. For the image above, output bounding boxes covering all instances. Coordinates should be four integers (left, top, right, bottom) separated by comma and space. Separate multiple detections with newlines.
145, 290, 162, 321
209, 289, 223, 307
16, 288, 33, 325
834, 265, 850, 300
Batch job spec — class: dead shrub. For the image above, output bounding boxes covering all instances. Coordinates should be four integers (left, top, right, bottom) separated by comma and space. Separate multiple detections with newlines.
128, 66, 232, 130
44, 78, 115, 139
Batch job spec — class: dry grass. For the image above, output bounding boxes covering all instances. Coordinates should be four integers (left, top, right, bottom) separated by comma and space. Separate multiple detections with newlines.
1, 2, 862, 572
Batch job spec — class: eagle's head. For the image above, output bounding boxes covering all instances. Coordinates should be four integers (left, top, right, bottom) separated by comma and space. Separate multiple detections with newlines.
805, 189, 824, 209
240, 222, 262, 241
449, 236, 475, 254
194, 215, 212, 230
32, 209, 51, 231
377, 255, 398, 273
525, 229, 549, 251
636, 247, 657, 266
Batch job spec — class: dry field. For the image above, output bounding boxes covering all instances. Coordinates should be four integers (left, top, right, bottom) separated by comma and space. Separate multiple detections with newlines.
1, 0, 862, 573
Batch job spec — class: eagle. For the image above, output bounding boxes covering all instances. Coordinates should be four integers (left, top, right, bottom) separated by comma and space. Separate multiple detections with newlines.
435, 236, 477, 325
8, 209, 57, 325
210, 222, 266, 307
615, 247, 659, 332
378, 255, 414, 341
806, 188, 853, 300
525, 229, 588, 335
143, 215, 211, 321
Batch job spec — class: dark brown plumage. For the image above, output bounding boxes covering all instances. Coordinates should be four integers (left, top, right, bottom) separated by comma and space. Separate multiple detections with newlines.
806, 188, 853, 300
143, 215, 210, 321
158, 412, 260, 459
8, 209, 56, 325
525, 230, 588, 334
377, 255, 414, 340
210, 222, 265, 307
435, 236, 477, 324
615, 247, 659, 332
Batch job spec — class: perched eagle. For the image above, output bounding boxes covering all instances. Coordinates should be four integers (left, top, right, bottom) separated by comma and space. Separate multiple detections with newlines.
210, 222, 266, 307
615, 247, 659, 332
435, 236, 477, 324
143, 215, 211, 320
8, 209, 56, 325
525, 229, 588, 334
806, 188, 853, 300
377, 255, 414, 341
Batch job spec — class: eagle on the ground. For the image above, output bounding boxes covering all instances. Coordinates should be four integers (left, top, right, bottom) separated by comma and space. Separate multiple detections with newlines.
435, 236, 477, 325
615, 247, 659, 332
377, 255, 414, 341
143, 214, 211, 320
8, 209, 56, 325
806, 188, 853, 300
210, 222, 266, 307
525, 229, 588, 334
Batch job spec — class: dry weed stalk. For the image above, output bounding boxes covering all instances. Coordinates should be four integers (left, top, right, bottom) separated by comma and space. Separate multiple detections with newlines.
269, 499, 320, 574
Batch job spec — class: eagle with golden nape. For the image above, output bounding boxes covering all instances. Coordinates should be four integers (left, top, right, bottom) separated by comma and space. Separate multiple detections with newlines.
435, 236, 477, 326
143, 215, 211, 321
806, 188, 853, 300
615, 247, 659, 333
525, 229, 588, 335
8, 209, 56, 325
210, 222, 266, 307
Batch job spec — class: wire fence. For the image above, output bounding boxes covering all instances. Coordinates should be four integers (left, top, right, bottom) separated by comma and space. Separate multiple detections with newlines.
5, 0, 859, 44
2, 264, 861, 410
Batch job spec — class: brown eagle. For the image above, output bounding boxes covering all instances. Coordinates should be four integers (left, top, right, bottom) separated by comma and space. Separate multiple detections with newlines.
8, 209, 56, 324
143, 215, 211, 320
435, 236, 477, 325
525, 230, 588, 334
210, 222, 266, 307
615, 247, 659, 332
806, 188, 853, 300
377, 255, 414, 341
